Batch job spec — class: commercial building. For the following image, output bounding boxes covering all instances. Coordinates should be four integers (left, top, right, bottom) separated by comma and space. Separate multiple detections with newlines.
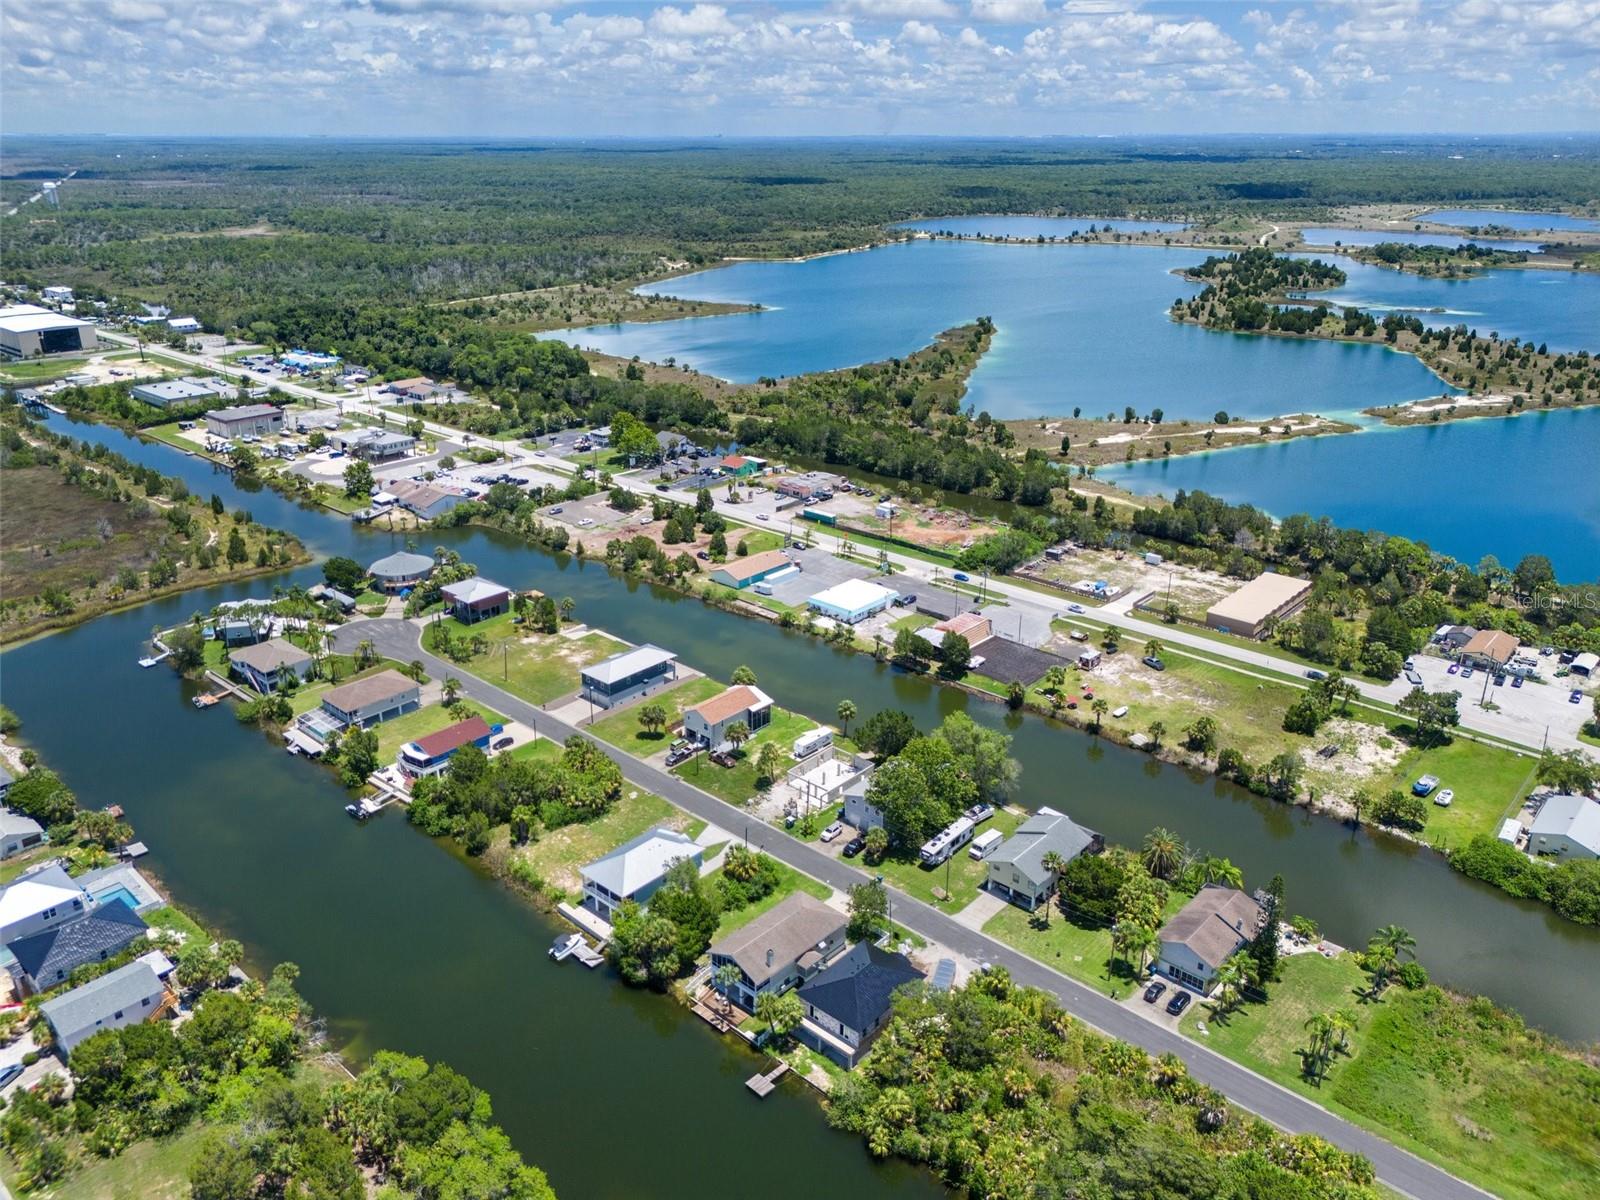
1204, 572, 1312, 639
205, 404, 284, 439
0, 304, 98, 358
985, 808, 1099, 912
129, 376, 235, 409
441, 576, 511, 624
280, 349, 340, 372
1155, 885, 1264, 994
228, 637, 314, 694
39, 960, 169, 1054
166, 316, 202, 334
682, 685, 773, 750
796, 944, 923, 1068
718, 454, 766, 478
708, 549, 796, 590
1459, 629, 1520, 669
807, 579, 898, 624
398, 715, 494, 779
1527, 794, 1600, 861
776, 472, 840, 500
580, 827, 702, 922
333, 428, 416, 461
579, 644, 679, 710
368, 551, 434, 592
41, 286, 75, 305
382, 478, 464, 521
709, 892, 848, 1012
918, 610, 992, 651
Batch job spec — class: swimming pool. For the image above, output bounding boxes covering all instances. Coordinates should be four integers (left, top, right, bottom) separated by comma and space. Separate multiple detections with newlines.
93, 883, 142, 911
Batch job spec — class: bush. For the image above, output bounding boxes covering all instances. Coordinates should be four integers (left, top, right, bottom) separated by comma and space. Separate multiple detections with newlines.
1449, 835, 1549, 901
1368, 788, 1429, 832
1395, 961, 1429, 990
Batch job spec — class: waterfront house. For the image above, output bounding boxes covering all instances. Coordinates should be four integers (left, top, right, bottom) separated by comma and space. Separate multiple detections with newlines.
709, 892, 848, 1012
441, 576, 512, 624
840, 773, 885, 832
796, 943, 923, 1067
1204, 572, 1312, 640
984, 807, 1099, 912
204, 404, 284, 440
807, 579, 898, 624
319, 670, 420, 730
708, 550, 796, 590
218, 617, 267, 648
39, 960, 168, 1055
397, 715, 494, 779
579, 644, 679, 710
228, 637, 315, 694
0, 809, 44, 860
385, 478, 465, 522
1155, 885, 1264, 994
917, 610, 993, 651
682, 685, 773, 750
1527, 794, 1600, 861
307, 584, 357, 612
0, 764, 12, 802
579, 827, 701, 923
7, 899, 148, 994
1460, 629, 1520, 670
368, 551, 434, 593
0, 864, 90, 946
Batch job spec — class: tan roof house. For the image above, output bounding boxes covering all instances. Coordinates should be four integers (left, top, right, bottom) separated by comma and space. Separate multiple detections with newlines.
1460, 629, 1519, 668
709, 893, 847, 1012
1154, 884, 1263, 994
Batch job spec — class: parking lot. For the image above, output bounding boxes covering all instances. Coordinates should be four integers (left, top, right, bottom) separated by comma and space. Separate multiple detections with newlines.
1398, 649, 1592, 749
541, 490, 641, 534
764, 545, 878, 605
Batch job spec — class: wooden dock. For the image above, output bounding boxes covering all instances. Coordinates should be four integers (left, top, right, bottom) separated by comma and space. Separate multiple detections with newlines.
745, 1061, 790, 1098
203, 671, 251, 701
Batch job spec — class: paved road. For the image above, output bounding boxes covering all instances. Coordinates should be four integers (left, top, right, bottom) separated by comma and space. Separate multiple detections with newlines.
336, 617, 1489, 1200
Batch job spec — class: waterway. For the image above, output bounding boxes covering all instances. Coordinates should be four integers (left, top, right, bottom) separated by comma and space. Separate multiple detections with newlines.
1104, 406, 1600, 582
894, 215, 1189, 237
1299, 227, 1544, 253
1419, 208, 1600, 233
6, 413, 1600, 1054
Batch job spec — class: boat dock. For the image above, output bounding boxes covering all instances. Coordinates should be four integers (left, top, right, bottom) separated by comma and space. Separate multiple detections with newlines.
745, 1061, 790, 1098
192, 693, 223, 709
202, 671, 251, 701
548, 932, 606, 968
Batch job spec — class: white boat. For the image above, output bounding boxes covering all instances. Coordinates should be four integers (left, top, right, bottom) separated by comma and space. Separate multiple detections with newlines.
549, 933, 584, 960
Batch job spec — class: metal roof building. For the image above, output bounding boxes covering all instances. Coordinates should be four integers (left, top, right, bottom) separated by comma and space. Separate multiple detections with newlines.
0, 304, 98, 358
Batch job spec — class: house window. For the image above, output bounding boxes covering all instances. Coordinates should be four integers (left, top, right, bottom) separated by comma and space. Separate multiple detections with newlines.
113, 1010, 124, 1019
141, 998, 151, 1007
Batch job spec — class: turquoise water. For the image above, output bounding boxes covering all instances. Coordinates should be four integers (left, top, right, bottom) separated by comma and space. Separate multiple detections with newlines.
1305, 258, 1600, 353
561, 241, 1451, 420
1104, 407, 1600, 581
93, 884, 141, 910
895, 215, 1188, 236
1421, 208, 1600, 233
1300, 227, 1542, 253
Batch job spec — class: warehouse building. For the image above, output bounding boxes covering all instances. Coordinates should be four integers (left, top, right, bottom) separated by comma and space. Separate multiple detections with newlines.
1204, 572, 1312, 639
130, 377, 235, 409
205, 404, 284, 439
807, 579, 898, 624
0, 304, 98, 359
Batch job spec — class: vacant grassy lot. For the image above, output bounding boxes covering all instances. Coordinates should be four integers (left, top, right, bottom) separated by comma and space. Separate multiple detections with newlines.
489, 789, 686, 901
669, 706, 820, 806
0, 1122, 211, 1200
587, 676, 722, 756
711, 858, 834, 940
1181, 952, 1600, 1200
985, 886, 1190, 996
371, 699, 506, 762
0, 356, 86, 383
1381, 736, 1538, 849
872, 809, 1021, 908
428, 612, 619, 705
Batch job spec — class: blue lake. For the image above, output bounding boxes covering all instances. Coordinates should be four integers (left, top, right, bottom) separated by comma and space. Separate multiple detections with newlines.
1300, 227, 1542, 253
566, 241, 1451, 420
1304, 258, 1600, 352
1420, 208, 1600, 233
895, 215, 1188, 237
1104, 407, 1600, 581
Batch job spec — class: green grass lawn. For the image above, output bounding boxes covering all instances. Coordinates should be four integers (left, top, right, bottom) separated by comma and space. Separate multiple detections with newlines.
144, 904, 210, 943
984, 886, 1189, 997
587, 676, 722, 756
427, 613, 617, 705
1180, 952, 1600, 1200
732, 529, 784, 555
890, 612, 934, 634
0, 842, 59, 885
670, 706, 820, 806
141, 421, 203, 453
1380, 737, 1538, 849
371, 699, 506, 762
0, 356, 87, 383
872, 809, 1021, 907
0, 1123, 213, 1200
506, 738, 563, 763
712, 858, 833, 940
316, 491, 371, 515
490, 789, 685, 901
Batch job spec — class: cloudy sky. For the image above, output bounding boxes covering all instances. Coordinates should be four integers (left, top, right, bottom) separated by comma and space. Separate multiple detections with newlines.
4, 1, 1597, 137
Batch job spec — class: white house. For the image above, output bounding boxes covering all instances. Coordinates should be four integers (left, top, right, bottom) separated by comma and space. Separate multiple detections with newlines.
682, 685, 772, 750
579, 827, 701, 922
1527, 794, 1600, 861
840, 774, 884, 832
0, 810, 45, 860
0, 864, 91, 946
39, 960, 168, 1054
1155, 885, 1264, 994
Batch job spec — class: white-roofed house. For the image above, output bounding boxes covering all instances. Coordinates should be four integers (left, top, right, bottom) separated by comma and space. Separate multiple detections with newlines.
1528, 794, 1600, 861
441, 576, 512, 624
0, 864, 91, 946
579, 644, 679, 710
807, 579, 898, 624
579, 827, 702, 922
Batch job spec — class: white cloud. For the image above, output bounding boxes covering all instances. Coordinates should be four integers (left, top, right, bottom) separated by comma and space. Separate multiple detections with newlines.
648, 4, 737, 37
900, 18, 943, 43
969, 0, 1048, 23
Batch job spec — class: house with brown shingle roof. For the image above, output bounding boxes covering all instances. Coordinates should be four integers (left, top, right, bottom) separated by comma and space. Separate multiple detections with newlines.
228, 637, 314, 694
709, 892, 847, 1012
1155, 884, 1263, 994
682, 685, 773, 750
1460, 628, 1519, 668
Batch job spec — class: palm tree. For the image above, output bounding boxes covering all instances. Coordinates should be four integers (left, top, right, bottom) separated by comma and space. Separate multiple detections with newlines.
1102, 624, 1122, 652
559, 596, 576, 621
1210, 954, 1255, 1016
1125, 924, 1160, 976
355, 638, 377, 670
1147, 720, 1166, 749
725, 721, 751, 754
1329, 1008, 1358, 1055
1090, 697, 1109, 731
1370, 924, 1416, 963
1199, 855, 1243, 888
836, 699, 857, 736
443, 676, 462, 707
1141, 827, 1183, 880
407, 659, 426, 683
755, 742, 784, 789
1144, 637, 1165, 660
1303, 1012, 1336, 1082
1039, 852, 1068, 925
712, 961, 741, 1024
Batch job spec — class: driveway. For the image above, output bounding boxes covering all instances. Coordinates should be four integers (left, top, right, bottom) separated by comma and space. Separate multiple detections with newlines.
331, 617, 1491, 1200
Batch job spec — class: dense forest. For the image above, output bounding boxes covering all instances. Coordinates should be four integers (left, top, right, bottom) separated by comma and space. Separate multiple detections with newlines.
6, 135, 1600, 324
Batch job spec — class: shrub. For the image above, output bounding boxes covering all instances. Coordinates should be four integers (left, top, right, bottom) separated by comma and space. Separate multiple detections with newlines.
1368, 789, 1428, 832
1395, 961, 1429, 990
1448, 835, 1549, 901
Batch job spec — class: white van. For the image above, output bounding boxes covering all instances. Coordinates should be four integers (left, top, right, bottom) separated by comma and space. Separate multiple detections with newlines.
968, 829, 1004, 861
753, 583, 774, 596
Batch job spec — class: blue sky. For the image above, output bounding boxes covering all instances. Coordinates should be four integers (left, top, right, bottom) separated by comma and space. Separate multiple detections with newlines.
4, 1, 1598, 136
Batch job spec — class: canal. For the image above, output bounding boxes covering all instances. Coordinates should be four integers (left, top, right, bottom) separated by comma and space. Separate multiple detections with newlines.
3, 413, 1598, 1194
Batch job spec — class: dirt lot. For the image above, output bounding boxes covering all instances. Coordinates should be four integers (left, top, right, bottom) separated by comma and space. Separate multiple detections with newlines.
1028, 547, 1240, 618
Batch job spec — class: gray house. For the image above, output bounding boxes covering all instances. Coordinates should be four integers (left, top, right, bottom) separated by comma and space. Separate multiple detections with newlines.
39, 960, 168, 1054
368, 551, 434, 593
579, 645, 679, 710
840, 774, 884, 832
0, 808, 45, 860
579, 827, 701, 922
228, 637, 315, 694
1527, 794, 1600, 861
985, 807, 1099, 911
317, 670, 419, 730
1155, 885, 1264, 994
796, 943, 922, 1067
709, 892, 848, 1012
7, 898, 148, 993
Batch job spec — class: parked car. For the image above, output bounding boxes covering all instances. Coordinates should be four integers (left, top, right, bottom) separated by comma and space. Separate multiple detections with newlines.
843, 835, 866, 858
1111, 705, 1129, 718
1493, 674, 1506, 686
0, 1063, 23, 1090
952, 572, 970, 582
656, 483, 670, 492
820, 821, 845, 843
1402, 658, 1415, 672
710, 751, 737, 768
1511, 674, 1523, 688
1142, 656, 1166, 671
1446, 662, 1459, 674
1434, 789, 1454, 807
1460, 666, 1474, 679
491, 736, 514, 751
1572, 689, 1585, 704
1142, 980, 1167, 1004
1412, 774, 1440, 797
1165, 991, 1192, 1016
1404, 670, 1423, 686
756, 513, 770, 521
696, 550, 710, 560
549, 505, 563, 515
